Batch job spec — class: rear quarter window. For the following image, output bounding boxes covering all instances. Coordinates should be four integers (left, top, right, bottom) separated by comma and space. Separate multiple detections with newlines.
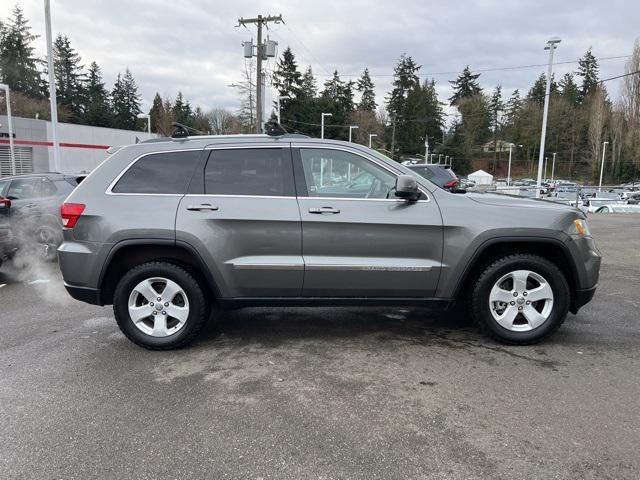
112, 151, 201, 194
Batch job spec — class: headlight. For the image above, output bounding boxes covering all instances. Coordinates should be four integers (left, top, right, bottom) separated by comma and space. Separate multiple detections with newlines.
570, 218, 591, 237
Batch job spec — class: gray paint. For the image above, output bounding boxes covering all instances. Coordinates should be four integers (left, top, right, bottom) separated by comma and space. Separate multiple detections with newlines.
57, 134, 601, 305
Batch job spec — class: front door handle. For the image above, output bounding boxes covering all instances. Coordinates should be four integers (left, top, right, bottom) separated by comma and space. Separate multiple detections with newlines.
186, 204, 219, 211
309, 206, 340, 214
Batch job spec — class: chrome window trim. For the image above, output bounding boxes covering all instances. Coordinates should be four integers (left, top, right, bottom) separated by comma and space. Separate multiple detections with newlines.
293, 144, 430, 202
184, 193, 295, 200
105, 148, 204, 196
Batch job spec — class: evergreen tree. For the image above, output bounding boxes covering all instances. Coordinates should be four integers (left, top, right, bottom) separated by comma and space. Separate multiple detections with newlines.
558, 73, 580, 106
337, 80, 355, 114
0, 5, 45, 98
83, 61, 111, 127
149, 92, 165, 134
322, 70, 344, 100
299, 66, 317, 99
527, 73, 557, 105
356, 68, 376, 111
448, 66, 481, 106
272, 47, 302, 98
577, 48, 599, 101
386, 54, 421, 117
111, 69, 141, 130
504, 89, 522, 128
488, 85, 504, 164
53, 34, 85, 123
402, 79, 444, 155
172, 91, 192, 125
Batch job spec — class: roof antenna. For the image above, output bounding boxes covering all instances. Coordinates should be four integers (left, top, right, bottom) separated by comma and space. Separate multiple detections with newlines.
171, 122, 204, 139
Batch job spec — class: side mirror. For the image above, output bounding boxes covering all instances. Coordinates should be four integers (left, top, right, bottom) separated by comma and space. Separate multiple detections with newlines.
395, 174, 420, 201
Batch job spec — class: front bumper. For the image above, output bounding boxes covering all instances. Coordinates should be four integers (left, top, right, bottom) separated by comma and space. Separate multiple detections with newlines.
570, 285, 597, 314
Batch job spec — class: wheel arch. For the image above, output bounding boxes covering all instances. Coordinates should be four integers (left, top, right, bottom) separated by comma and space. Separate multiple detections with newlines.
452, 237, 579, 304
98, 240, 221, 306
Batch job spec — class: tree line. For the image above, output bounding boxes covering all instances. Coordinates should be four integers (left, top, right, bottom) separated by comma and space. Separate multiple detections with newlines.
1, 3, 639, 182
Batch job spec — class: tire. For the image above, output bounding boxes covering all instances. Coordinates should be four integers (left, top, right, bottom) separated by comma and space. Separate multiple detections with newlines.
469, 253, 570, 345
113, 261, 209, 350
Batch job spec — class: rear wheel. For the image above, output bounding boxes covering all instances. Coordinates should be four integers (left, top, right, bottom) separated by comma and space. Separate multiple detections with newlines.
470, 254, 569, 344
113, 261, 209, 350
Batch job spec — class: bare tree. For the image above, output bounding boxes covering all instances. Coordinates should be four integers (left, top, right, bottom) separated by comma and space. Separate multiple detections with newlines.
621, 40, 640, 175
207, 108, 235, 135
237, 61, 256, 133
588, 88, 607, 180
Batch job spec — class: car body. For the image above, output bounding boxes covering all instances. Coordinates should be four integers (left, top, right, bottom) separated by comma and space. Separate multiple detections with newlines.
0, 173, 84, 261
58, 134, 601, 349
405, 163, 460, 190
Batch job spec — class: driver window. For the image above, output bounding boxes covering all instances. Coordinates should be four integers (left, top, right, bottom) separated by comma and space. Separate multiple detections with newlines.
300, 148, 396, 199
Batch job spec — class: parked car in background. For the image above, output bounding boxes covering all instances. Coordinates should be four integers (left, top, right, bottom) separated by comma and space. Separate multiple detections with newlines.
58, 134, 600, 350
0, 173, 85, 262
0, 195, 17, 269
405, 163, 462, 191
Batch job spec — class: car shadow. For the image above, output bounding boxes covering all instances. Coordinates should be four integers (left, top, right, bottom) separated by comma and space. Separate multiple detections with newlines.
196, 305, 478, 348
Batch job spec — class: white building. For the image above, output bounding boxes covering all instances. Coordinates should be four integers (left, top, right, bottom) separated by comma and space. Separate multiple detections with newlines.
0, 115, 155, 177
468, 169, 494, 185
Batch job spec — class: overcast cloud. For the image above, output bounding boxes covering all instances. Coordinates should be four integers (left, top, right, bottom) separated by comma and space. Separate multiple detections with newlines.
13, 0, 639, 118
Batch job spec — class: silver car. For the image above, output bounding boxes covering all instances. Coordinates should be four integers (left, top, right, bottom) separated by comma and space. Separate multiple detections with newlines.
58, 134, 601, 349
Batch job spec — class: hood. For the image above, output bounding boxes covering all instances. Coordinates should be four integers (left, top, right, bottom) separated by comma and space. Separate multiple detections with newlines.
466, 192, 580, 213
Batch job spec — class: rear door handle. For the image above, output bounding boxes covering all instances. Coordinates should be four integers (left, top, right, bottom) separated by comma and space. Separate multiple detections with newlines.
186, 204, 219, 211
309, 206, 340, 214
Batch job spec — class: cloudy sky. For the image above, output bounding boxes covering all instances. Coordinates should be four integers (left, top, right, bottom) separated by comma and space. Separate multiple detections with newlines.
12, 0, 639, 120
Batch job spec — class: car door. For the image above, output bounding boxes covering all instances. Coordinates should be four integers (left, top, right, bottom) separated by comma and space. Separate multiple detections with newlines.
176, 145, 303, 298
293, 146, 443, 297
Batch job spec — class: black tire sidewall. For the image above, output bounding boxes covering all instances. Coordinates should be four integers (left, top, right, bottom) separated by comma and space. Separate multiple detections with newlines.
113, 262, 207, 349
473, 255, 569, 344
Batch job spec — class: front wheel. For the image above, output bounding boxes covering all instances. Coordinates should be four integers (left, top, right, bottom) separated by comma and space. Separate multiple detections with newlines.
470, 254, 570, 344
113, 262, 209, 350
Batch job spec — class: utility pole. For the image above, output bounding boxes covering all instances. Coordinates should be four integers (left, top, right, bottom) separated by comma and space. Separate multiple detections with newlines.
45, 0, 61, 172
237, 14, 283, 134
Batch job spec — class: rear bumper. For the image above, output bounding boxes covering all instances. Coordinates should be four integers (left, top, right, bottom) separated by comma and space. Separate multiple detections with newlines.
64, 283, 102, 305
570, 285, 597, 314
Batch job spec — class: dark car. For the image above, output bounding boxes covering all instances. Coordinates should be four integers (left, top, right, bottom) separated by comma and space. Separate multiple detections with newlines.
0, 195, 17, 268
406, 163, 461, 190
0, 173, 84, 262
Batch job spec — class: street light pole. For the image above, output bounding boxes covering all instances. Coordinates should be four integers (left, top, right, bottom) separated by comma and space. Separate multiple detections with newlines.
368, 134, 377, 148
349, 125, 359, 143
536, 36, 561, 198
551, 152, 556, 182
0, 84, 16, 175
424, 136, 429, 164
276, 95, 290, 124
544, 156, 548, 180
598, 141, 609, 191
321, 112, 332, 139
44, 0, 61, 172
438, 154, 442, 163
507, 143, 513, 187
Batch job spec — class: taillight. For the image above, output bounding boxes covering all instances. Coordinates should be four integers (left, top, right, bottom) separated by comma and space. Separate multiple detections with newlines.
443, 180, 459, 189
61, 203, 85, 228
0, 197, 10, 209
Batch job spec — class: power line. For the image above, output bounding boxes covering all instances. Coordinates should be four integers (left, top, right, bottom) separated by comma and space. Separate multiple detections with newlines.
316, 55, 632, 78
599, 70, 640, 83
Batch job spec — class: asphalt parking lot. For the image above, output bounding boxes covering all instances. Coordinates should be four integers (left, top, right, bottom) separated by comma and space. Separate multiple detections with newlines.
1, 215, 639, 479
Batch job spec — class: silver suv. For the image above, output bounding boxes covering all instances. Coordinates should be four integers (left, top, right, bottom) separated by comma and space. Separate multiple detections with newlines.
58, 134, 601, 349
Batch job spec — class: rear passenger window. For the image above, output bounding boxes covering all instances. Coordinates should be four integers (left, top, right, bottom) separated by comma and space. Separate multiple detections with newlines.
204, 148, 294, 196
112, 151, 201, 194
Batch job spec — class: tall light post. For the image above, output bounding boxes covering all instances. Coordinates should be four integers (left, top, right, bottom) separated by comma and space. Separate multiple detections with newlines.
349, 125, 359, 143
544, 156, 548, 180
438, 154, 442, 163
598, 141, 609, 191
445, 155, 449, 166
0, 84, 16, 175
430, 153, 434, 163
44, 0, 61, 172
368, 134, 377, 148
137, 113, 151, 135
320, 112, 332, 139
507, 143, 514, 186
276, 95, 290, 124
536, 36, 561, 198
424, 136, 429, 164
551, 152, 557, 182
